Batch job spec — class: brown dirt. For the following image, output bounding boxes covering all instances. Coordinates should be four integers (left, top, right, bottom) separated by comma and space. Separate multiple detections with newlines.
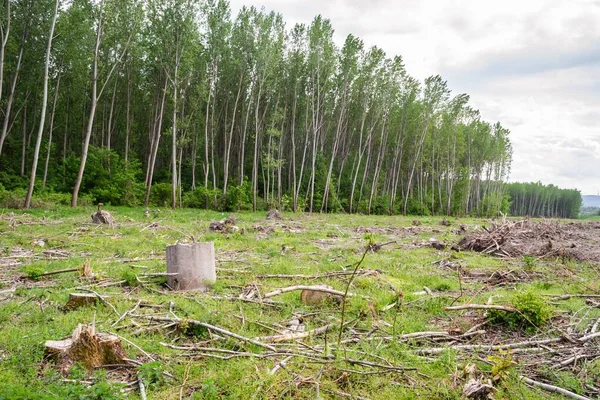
459, 220, 600, 262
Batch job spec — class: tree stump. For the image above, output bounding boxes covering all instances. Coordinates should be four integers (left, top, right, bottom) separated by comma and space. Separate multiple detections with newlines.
266, 209, 282, 220
91, 210, 115, 227
166, 242, 216, 291
65, 293, 98, 310
300, 285, 343, 306
44, 324, 127, 373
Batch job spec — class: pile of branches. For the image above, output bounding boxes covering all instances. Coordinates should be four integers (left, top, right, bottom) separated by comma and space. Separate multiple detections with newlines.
458, 220, 599, 261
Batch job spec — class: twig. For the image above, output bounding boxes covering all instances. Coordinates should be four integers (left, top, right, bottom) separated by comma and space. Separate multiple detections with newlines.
112, 300, 141, 327
138, 377, 147, 400
109, 331, 155, 361
78, 289, 120, 317
520, 376, 591, 400
396, 331, 449, 341
130, 314, 276, 352
578, 332, 600, 342
554, 354, 600, 369
549, 294, 600, 300
450, 265, 463, 306
179, 361, 192, 400
338, 245, 371, 349
269, 355, 293, 375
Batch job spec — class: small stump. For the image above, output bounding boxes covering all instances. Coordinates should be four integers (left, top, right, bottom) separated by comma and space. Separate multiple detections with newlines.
166, 242, 216, 291
44, 324, 127, 373
65, 293, 98, 310
91, 210, 115, 227
266, 209, 282, 220
300, 285, 342, 306
209, 216, 238, 233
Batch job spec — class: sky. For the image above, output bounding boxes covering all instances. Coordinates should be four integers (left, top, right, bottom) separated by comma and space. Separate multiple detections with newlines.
228, 0, 600, 195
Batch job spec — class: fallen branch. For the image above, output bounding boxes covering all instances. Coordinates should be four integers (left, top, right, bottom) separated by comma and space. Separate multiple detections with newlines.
138, 377, 147, 400
397, 331, 449, 341
130, 314, 276, 352
548, 294, 600, 300
37, 267, 80, 277
416, 337, 563, 355
263, 285, 351, 299
257, 323, 334, 343
443, 304, 518, 312
578, 332, 600, 343
345, 358, 416, 372
520, 376, 592, 400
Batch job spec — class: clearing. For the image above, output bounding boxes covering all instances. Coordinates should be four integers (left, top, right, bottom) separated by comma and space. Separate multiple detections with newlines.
1, 208, 599, 399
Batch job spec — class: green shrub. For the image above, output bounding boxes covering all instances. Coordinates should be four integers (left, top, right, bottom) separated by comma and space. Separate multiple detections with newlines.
183, 186, 214, 209
78, 147, 144, 206
223, 183, 251, 211
149, 182, 173, 207
0, 188, 26, 208
488, 291, 552, 332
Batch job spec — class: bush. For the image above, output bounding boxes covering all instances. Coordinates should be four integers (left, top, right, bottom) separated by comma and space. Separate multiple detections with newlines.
83, 148, 144, 206
223, 183, 251, 211
0, 187, 94, 209
0, 187, 26, 208
149, 182, 173, 207
488, 291, 552, 332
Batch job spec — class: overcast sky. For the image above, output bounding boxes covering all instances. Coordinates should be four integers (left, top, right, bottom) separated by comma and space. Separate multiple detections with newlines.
228, 0, 600, 195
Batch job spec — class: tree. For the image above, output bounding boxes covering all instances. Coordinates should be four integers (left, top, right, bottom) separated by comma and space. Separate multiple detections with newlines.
24, 0, 59, 208
71, 0, 132, 207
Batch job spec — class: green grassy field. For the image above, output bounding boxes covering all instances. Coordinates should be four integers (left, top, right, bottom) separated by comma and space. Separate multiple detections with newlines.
0, 207, 598, 399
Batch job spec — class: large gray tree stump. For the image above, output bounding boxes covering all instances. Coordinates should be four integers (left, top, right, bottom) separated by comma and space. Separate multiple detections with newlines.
166, 242, 216, 291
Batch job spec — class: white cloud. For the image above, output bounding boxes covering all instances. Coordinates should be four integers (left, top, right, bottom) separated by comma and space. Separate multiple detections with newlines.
228, 0, 600, 194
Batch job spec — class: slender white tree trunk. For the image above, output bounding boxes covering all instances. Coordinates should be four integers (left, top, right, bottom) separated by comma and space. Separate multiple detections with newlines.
43, 73, 61, 188
24, 0, 59, 208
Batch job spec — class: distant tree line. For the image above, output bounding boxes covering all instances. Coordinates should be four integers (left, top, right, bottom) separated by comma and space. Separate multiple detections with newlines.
0, 0, 518, 216
505, 182, 582, 219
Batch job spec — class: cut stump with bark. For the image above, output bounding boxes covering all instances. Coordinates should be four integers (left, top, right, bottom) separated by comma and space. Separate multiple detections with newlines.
44, 324, 127, 373
91, 210, 115, 227
166, 242, 216, 291
300, 285, 343, 306
65, 293, 98, 310
209, 216, 239, 233
266, 209, 282, 220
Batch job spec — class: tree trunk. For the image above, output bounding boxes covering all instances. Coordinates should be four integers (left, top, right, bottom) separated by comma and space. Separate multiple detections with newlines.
252, 81, 263, 211
144, 78, 168, 207
0, 1, 9, 103
125, 63, 131, 163
43, 74, 61, 189
0, 30, 25, 158
223, 71, 243, 195
72, 13, 127, 207
72, 18, 102, 207
171, 49, 180, 210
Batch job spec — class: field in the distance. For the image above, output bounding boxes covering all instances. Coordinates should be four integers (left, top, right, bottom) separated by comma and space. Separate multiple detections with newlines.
1, 207, 599, 399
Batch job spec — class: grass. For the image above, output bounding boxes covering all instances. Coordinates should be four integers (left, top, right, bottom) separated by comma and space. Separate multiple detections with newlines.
0, 207, 597, 399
